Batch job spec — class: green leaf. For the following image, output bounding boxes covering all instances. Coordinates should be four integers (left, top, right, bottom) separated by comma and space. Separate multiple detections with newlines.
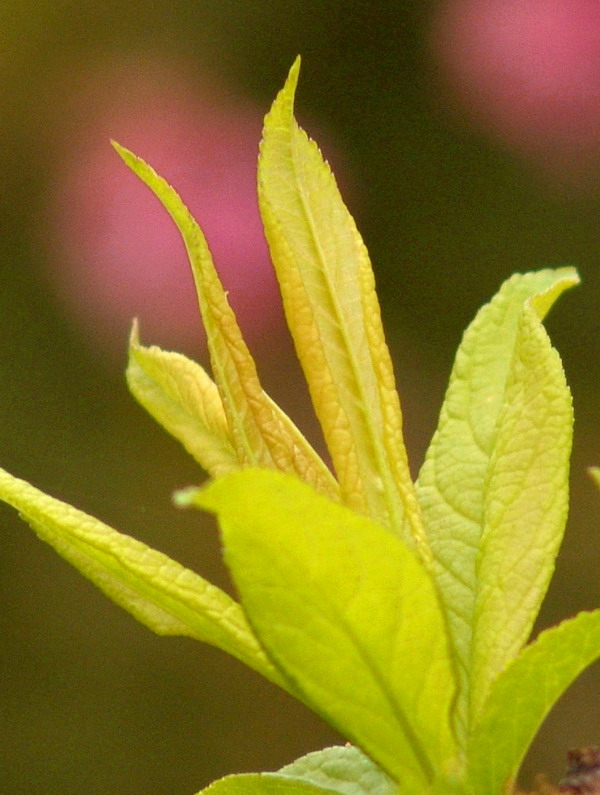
191, 469, 457, 787
471, 276, 575, 719
113, 141, 339, 503
467, 609, 600, 795
0, 466, 286, 688
257, 59, 427, 558
198, 775, 335, 795
127, 321, 239, 477
277, 745, 397, 795
416, 268, 578, 739
196, 745, 398, 795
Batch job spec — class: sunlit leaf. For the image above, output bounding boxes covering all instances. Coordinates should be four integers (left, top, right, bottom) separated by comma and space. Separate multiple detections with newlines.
113, 141, 339, 502
257, 58, 427, 557
127, 321, 238, 477
416, 268, 578, 739
468, 609, 600, 795
196, 745, 399, 795
199, 775, 334, 794
277, 745, 397, 795
0, 467, 286, 688
471, 277, 575, 719
189, 469, 457, 787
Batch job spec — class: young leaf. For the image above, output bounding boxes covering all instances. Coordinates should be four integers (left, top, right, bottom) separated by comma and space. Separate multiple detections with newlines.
471, 276, 575, 719
189, 469, 457, 787
127, 321, 239, 477
277, 745, 397, 795
199, 775, 335, 795
0, 467, 286, 688
467, 609, 600, 795
257, 58, 427, 557
113, 142, 339, 503
416, 268, 578, 737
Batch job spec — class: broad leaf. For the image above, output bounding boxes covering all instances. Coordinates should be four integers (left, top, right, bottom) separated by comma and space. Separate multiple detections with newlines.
189, 469, 457, 787
416, 268, 578, 738
258, 59, 427, 557
467, 609, 600, 795
113, 142, 339, 503
0, 467, 286, 688
277, 745, 397, 795
199, 775, 334, 795
127, 321, 239, 477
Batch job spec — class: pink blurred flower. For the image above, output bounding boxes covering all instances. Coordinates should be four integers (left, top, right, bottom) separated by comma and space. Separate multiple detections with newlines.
430, 0, 600, 177
43, 54, 285, 358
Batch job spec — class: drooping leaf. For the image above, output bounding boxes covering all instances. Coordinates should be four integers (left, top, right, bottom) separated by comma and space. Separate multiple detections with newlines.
416, 268, 578, 738
127, 321, 239, 477
0, 467, 286, 688
257, 58, 427, 558
113, 141, 338, 503
277, 745, 397, 795
188, 469, 457, 787
467, 609, 600, 795
199, 775, 335, 795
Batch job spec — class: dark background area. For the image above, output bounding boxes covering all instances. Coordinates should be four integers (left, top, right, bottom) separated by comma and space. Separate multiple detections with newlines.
1, 1, 600, 792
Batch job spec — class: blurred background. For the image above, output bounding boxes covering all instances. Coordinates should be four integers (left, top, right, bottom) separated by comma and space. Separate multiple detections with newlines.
1, 1, 600, 791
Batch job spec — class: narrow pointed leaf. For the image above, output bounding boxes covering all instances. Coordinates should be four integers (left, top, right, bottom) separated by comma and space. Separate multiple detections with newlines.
468, 609, 600, 795
416, 268, 578, 737
113, 141, 339, 502
192, 469, 457, 786
0, 467, 286, 688
589, 466, 600, 491
127, 321, 239, 476
199, 775, 336, 795
257, 59, 426, 556
277, 745, 397, 795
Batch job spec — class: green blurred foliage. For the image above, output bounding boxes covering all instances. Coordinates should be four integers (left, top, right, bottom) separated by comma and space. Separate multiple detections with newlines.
1, 1, 599, 792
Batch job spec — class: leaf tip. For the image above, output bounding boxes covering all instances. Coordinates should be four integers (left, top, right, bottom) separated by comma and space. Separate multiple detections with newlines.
129, 318, 141, 348
111, 139, 131, 161
289, 54, 301, 82
275, 56, 302, 115
111, 140, 149, 180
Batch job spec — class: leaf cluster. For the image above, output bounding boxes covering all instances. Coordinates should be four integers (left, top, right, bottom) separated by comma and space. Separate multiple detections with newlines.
1, 59, 598, 794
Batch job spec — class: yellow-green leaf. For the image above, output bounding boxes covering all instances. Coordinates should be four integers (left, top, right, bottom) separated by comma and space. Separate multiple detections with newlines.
277, 746, 397, 795
127, 321, 239, 477
257, 59, 426, 556
199, 776, 334, 795
113, 141, 338, 502
198, 746, 399, 795
193, 469, 457, 787
416, 268, 578, 740
468, 609, 600, 795
0, 466, 286, 688
471, 281, 574, 720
